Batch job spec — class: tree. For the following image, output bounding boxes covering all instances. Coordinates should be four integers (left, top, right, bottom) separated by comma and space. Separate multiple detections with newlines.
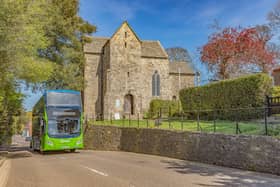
41, 0, 96, 90
166, 47, 197, 73
12, 110, 30, 135
268, 1, 280, 30
0, 0, 96, 145
166, 47, 192, 63
0, 0, 54, 145
200, 27, 276, 80
246, 25, 276, 73
0, 0, 54, 83
267, 1, 280, 60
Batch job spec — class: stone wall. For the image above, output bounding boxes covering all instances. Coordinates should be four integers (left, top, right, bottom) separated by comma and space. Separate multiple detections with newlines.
84, 53, 102, 119
102, 23, 173, 119
103, 23, 142, 119
84, 126, 121, 151
84, 126, 280, 175
169, 74, 195, 98
140, 57, 173, 111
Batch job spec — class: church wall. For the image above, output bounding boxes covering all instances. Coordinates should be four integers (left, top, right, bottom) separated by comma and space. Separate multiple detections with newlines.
169, 74, 195, 98
84, 22, 196, 120
103, 23, 142, 119
139, 57, 172, 112
84, 53, 102, 119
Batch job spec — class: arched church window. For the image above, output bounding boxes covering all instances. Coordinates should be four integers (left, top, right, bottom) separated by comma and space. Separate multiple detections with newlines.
152, 71, 160, 96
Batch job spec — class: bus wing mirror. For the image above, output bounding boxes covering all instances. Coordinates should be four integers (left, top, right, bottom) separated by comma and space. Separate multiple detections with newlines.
40, 119, 44, 126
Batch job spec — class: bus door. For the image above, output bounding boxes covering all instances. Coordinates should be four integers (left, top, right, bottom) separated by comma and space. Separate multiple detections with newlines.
40, 117, 46, 150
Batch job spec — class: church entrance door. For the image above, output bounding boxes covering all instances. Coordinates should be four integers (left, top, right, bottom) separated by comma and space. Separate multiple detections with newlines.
124, 94, 134, 115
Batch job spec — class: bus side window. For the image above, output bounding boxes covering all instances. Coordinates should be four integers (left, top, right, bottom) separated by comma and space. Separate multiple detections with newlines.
40, 118, 45, 135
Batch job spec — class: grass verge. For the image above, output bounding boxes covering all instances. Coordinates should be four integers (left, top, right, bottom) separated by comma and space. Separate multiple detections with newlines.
89, 119, 272, 136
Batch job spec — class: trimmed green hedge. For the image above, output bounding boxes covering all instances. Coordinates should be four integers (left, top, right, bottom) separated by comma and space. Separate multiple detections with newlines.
179, 74, 272, 120
272, 86, 280, 97
147, 99, 181, 118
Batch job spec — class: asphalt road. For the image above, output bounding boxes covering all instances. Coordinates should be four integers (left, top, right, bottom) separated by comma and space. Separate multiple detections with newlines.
2, 149, 280, 187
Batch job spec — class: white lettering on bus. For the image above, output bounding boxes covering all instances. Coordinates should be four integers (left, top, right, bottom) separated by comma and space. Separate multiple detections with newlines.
52, 111, 76, 116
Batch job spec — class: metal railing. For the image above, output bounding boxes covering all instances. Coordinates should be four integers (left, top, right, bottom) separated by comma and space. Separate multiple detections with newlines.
85, 106, 280, 137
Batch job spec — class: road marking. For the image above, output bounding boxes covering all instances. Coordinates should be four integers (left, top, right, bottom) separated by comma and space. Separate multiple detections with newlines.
81, 165, 108, 177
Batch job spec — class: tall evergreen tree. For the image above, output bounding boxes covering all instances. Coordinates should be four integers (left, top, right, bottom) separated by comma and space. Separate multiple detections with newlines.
42, 0, 96, 90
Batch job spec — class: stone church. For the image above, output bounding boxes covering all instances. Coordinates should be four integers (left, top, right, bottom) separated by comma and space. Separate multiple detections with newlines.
83, 21, 195, 119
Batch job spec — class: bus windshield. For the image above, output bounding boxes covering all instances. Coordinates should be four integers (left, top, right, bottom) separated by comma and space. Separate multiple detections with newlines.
47, 108, 81, 138
48, 118, 80, 137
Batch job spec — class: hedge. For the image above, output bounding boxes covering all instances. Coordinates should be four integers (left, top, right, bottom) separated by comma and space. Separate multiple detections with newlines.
146, 99, 181, 118
272, 86, 280, 97
179, 73, 272, 120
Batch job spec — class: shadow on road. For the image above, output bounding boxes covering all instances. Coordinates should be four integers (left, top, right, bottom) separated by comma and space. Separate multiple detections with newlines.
35, 150, 81, 156
1, 135, 80, 160
0, 146, 30, 152
1, 145, 80, 160
0, 146, 33, 159
160, 159, 280, 187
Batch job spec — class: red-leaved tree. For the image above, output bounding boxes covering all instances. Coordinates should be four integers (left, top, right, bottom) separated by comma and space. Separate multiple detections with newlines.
200, 26, 276, 80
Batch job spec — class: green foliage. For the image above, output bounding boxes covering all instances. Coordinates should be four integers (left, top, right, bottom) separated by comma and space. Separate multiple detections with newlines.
0, 79, 24, 145
0, 0, 96, 145
147, 99, 181, 118
0, 0, 54, 83
41, 0, 96, 90
0, 0, 55, 145
14, 110, 30, 135
179, 74, 272, 120
272, 86, 280, 97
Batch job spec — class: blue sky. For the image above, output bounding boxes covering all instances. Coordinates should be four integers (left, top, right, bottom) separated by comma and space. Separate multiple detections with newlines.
23, 0, 278, 110
79, 0, 277, 82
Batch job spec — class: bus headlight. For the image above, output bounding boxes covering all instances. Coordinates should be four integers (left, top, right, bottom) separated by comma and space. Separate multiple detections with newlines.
47, 140, 53, 146
76, 140, 82, 145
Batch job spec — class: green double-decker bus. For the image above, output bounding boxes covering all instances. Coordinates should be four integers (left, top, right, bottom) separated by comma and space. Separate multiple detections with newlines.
31, 90, 83, 153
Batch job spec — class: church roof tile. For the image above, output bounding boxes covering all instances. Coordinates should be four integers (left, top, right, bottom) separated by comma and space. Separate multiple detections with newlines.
84, 37, 109, 54
141, 40, 168, 58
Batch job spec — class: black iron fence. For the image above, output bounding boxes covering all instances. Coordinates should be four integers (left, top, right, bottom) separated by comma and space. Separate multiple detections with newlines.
266, 95, 280, 116
86, 106, 280, 137
154, 106, 270, 135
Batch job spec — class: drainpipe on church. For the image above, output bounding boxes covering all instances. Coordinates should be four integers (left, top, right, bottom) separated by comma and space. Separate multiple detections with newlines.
178, 67, 181, 90
196, 71, 200, 86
